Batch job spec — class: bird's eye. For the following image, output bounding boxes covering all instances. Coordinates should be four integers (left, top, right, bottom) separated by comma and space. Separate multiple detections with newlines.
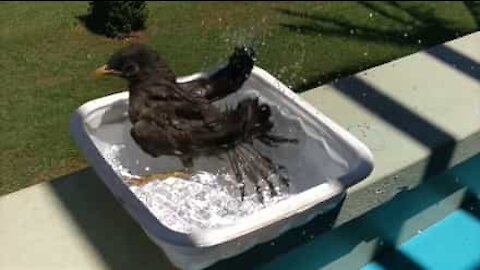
123, 63, 140, 77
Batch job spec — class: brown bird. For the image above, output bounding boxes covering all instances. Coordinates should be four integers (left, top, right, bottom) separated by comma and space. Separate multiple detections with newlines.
94, 44, 296, 201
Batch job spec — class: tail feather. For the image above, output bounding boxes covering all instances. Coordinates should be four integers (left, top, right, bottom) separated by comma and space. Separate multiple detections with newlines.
229, 143, 286, 203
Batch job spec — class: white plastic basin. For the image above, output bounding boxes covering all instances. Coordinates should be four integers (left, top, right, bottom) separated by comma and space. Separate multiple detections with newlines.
69, 66, 374, 269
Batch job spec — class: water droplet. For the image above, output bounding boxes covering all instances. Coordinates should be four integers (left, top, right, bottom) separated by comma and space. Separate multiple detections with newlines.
375, 188, 383, 194
403, 32, 409, 38
349, 29, 355, 35
145, 166, 150, 172
417, 39, 422, 44
363, 52, 368, 56
417, 229, 423, 234
369, 12, 373, 18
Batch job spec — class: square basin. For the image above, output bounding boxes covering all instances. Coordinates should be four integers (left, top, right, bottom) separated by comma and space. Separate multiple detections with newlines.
69, 66, 374, 269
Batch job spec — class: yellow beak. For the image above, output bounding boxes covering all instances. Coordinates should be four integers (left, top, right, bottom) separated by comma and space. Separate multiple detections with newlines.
93, 65, 121, 77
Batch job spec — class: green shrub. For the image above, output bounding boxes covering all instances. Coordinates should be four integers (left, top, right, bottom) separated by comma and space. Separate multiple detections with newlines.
86, 1, 148, 38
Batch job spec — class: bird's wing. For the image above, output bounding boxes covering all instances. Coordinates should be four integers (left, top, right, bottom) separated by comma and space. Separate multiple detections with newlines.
130, 103, 197, 157
138, 79, 221, 123
184, 98, 273, 152
178, 47, 254, 101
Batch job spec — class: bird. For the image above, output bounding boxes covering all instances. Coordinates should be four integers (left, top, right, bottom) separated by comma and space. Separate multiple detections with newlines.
94, 43, 296, 202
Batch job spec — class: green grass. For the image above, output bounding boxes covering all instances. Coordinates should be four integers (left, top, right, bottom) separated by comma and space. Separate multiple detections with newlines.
1, 1, 479, 195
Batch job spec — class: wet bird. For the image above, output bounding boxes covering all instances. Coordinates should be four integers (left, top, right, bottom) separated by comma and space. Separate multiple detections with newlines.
94, 44, 295, 201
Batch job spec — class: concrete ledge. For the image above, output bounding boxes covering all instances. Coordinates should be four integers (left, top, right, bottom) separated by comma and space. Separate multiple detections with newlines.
301, 31, 480, 227
1, 32, 479, 270
0, 169, 177, 270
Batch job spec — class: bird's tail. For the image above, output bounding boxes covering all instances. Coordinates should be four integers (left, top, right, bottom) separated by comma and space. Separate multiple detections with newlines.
221, 97, 298, 147
222, 98, 297, 203
191, 98, 296, 202
227, 143, 290, 204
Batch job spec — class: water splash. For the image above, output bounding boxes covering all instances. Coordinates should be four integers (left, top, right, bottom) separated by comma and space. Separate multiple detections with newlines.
104, 145, 290, 233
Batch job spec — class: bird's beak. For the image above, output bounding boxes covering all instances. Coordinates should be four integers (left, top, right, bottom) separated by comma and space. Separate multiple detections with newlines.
93, 65, 121, 78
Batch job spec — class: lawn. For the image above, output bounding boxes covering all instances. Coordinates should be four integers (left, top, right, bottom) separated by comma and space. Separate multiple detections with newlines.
1, 1, 479, 196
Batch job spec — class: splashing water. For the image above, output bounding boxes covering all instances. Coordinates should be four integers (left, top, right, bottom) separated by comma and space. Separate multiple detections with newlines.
216, 23, 308, 90
104, 144, 290, 233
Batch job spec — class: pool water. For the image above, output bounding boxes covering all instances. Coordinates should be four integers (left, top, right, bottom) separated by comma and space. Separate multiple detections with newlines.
363, 206, 480, 270
207, 154, 480, 270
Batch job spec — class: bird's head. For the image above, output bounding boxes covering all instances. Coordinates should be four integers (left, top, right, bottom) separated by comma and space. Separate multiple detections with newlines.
94, 44, 168, 82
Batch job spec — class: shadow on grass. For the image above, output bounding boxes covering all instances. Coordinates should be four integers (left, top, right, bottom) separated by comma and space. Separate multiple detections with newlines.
464, 1, 480, 29
277, 1, 479, 91
76, 13, 146, 39
76, 14, 107, 37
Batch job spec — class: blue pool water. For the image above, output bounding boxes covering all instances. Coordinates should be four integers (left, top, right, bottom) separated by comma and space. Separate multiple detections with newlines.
363, 209, 480, 270
209, 154, 480, 270
362, 152, 480, 270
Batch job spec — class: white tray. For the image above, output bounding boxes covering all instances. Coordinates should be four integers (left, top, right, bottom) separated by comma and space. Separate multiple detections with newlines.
69, 66, 374, 269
